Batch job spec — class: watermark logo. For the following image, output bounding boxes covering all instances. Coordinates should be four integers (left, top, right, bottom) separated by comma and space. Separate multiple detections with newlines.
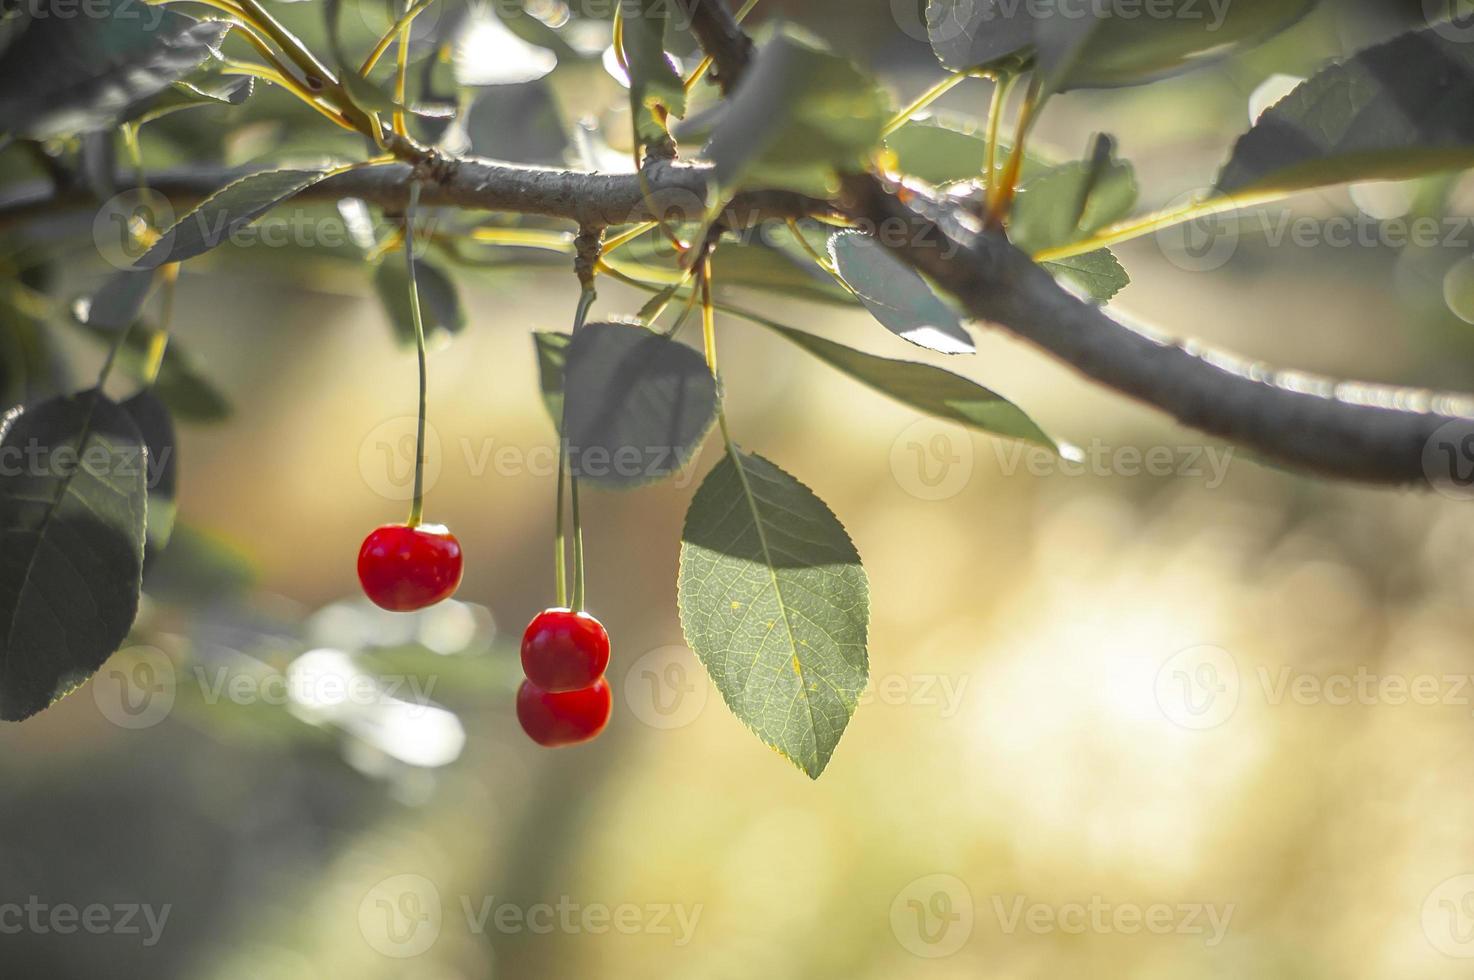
1425, 0, 1474, 43
891, 873, 974, 958
91, 645, 177, 730
624, 645, 708, 730
1424, 874, 1474, 958
1423, 419, 1474, 501
1155, 191, 1239, 272
359, 416, 443, 502
1155, 645, 1239, 730
359, 874, 444, 958
890, 419, 974, 501
0, 898, 171, 947
990, 895, 1234, 945
93, 189, 175, 271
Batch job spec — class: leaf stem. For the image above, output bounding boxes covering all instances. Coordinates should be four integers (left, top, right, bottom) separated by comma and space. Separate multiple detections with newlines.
1030, 190, 1288, 263
986, 74, 1042, 226
882, 73, 966, 138
403, 180, 429, 528
982, 71, 1016, 198
359, 0, 438, 77
142, 264, 179, 387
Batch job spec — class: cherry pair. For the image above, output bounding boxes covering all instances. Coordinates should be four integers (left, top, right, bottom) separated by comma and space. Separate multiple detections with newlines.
516, 608, 612, 747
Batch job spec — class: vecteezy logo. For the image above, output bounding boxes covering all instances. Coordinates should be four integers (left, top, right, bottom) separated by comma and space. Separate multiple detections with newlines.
890, 418, 974, 501
624, 645, 708, 730
1155, 191, 1239, 273
92, 646, 177, 729
1423, 874, 1474, 957
1423, 419, 1474, 501
891, 873, 973, 958
1424, 0, 1474, 44
359, 416, 443, 502
1154, 645, 1239, 730
93, 189, 175, 271
358, 874, 443, 958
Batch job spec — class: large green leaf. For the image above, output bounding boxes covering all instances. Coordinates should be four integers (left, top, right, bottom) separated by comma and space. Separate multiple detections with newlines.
1215, 19, 1474, 197
885, 116, 1049, 187
1008, 142, 1138, 256
704, 31, 888, 196
620, 0, 687, 148
0, 1, 227, 139
761, 320, 1055, 449
926, 0, 1316, 92
0, 391, 147, 721
373, 256, 466, 346
80, 270, 156, 331
829, 231, 974, 354
135, 169, 334, 269
560, 322, 717, 488
679, 449, 868, 778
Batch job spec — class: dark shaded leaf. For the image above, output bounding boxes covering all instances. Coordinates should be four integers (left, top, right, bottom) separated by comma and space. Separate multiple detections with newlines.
679, 449, 868, 779
0, 1, 227, 138
1216, 19, 1474, 196
0, 391, 147, 721
533, 330, 569, 430
561, 321, 717, 488
926, 0, 1316, 92
79, 270, 156, 331
373, 255, 466, 346
135, 169, 334, 269
119, 389, 177, 550
464, 80, 569, 166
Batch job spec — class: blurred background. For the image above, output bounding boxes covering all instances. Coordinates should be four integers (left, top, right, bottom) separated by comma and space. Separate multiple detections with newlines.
5, 0, 1474, 977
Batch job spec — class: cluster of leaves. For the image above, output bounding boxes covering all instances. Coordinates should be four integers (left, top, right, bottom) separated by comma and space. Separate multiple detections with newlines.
2, 0, 1473, 777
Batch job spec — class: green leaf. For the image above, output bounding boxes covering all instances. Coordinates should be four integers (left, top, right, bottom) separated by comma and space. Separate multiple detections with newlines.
829, 231, 974, 354
464, 80, 570, 166
70, 316, 231, 424
716, 229, 857, 308
1215, 20, 1474, 197
1008, 140, 1137, 255
119, 389, 177, 551
620, 0, 688, 148
762, 321, 1055, 449
0, 2, 227, 139
704, 31, 888, 196
1042, 250, 1130, 305
885, 117, 1048, 187
135, 169, 334, 269
135, 74, 254, 126
532, 330, 570, 430
0, 391, 147, 721
373, 256, 466, 346
679, 449, 869, 779
926, 0, 1316, 92
560, 322, 717, 488
80, 270, 156, 331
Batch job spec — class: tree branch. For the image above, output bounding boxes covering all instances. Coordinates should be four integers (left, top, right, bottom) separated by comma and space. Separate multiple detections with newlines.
3, 3, 1472, 486
680, 0, 755, 95
0, 157, 826, 231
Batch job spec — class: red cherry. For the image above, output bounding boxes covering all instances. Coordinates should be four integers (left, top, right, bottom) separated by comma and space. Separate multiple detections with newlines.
520, 608, 611, 692
357, 523, 463, 611
517, 677, 612, 747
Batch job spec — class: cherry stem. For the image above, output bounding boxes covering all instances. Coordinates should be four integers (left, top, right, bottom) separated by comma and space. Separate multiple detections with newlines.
570, 287, 595, 612
404, 180, 429, 528
554, 286, 597, 611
